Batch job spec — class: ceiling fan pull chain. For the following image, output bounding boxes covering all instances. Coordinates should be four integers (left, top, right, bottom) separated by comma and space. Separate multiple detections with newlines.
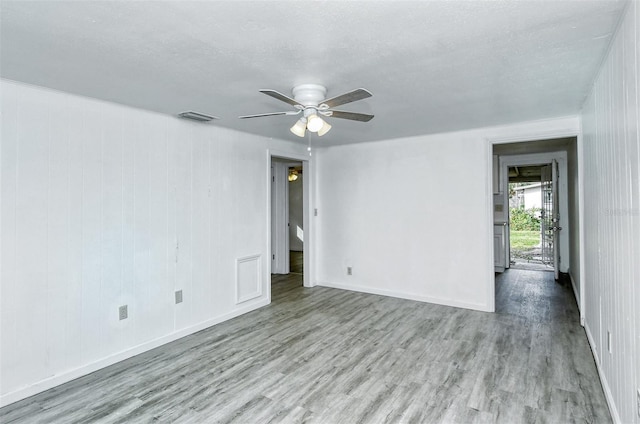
307, 132, 312, 156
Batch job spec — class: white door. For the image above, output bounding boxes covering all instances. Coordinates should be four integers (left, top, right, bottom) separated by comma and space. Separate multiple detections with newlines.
271, 161, 290, 274
540, 161, 561, 279
551, 159, 561, 280
494, 223, 507, 272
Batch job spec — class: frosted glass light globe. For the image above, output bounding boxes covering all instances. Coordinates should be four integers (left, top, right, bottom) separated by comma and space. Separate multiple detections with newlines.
290, 118, 307, 137
306, 115, 324, 132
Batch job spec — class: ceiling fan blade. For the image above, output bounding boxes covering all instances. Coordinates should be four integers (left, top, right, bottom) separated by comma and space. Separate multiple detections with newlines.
322, 88, 372, 108
329, 110, 374, 122
259, 89, 303, 107
238, 111, 300, 119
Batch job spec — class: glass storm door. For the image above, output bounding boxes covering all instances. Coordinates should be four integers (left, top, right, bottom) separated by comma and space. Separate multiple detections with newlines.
540, 161, 561, 279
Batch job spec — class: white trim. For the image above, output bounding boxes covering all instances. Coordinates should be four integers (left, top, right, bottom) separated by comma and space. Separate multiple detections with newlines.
268, 149, 312, 165
485, 138, 496, 311
0, 299, 269, 408
499, 152, 567, 166
317, 281, 491, 312
488, 120, 580, 146
576, 128, 586, 325
301, 158, 312, 288
569, 271, 580, 310
584, 323, 620, 424
513, 182, 542, 190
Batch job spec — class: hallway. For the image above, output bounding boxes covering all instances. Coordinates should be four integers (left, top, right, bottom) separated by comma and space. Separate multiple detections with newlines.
496, 268, 576, 321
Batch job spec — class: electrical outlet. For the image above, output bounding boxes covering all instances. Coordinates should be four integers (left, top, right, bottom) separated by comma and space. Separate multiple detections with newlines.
347, 266, 352, 275
119, 305, 128, 320
175, 290, 183, 304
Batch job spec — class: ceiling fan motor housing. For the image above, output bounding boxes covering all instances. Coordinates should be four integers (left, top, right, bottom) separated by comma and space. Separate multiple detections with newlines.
292, 84, 327, 106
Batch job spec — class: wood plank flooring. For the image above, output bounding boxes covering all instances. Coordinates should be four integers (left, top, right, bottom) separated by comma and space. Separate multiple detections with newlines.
290, 251, 303, 275
0, 269, 610, 423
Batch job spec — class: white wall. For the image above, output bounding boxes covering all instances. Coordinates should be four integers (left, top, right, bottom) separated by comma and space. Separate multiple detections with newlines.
0, 79, 309, 406
316, 131, 489, 310
523, 185, 542, 209
581, 2, 640, 423
315, 116, 580, 312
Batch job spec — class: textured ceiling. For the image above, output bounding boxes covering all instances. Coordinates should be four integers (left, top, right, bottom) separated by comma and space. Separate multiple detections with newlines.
0, 1, 628, 145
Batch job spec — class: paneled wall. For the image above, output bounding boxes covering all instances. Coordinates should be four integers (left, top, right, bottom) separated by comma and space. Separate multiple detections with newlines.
581, 2, 640, 423
0, 80, 307, 405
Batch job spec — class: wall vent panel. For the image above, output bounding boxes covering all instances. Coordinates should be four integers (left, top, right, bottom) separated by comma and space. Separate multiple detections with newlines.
236, 255, 262, 304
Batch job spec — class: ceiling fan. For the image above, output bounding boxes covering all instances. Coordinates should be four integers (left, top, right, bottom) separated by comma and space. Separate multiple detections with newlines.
239, 84, 374, 137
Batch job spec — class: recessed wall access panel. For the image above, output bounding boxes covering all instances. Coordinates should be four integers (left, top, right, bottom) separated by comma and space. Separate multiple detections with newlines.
236, 254, 262, 304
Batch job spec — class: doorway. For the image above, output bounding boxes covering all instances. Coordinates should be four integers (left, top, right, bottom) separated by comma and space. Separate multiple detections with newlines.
499, 153, 566, 279
269, 154, 310, 291
507, 164, 555, 272
491, 136, 582, 319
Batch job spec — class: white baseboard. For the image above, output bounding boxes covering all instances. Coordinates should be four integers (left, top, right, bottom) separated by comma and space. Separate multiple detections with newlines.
584, 322, 621, 424
568, 271, 580, 308
567, 271, 585, 326
316, 281, 490, 312
0, 298, 269, 408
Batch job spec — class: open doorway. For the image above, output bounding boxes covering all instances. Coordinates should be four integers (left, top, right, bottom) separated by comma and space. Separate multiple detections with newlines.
507, 164, 554, 272
498, 152, 565, 280
270, 156, 307, 290
491, 136, 582, 321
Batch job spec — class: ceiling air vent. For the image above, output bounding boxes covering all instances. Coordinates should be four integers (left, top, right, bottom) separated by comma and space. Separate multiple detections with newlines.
178, 111, 219, 122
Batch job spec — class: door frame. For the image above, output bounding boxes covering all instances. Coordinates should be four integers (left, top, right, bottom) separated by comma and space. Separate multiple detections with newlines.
500, 154, 566, 274
486, 130, 585, 324
267, 149, 313, 291
271, 160, 294, 275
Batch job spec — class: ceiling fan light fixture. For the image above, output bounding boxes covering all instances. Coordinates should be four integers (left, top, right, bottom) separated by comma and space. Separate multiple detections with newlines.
241, 85, 373, 136
290, 118, 307, 137
317, 120, 332, 136
306, 114, 324, 132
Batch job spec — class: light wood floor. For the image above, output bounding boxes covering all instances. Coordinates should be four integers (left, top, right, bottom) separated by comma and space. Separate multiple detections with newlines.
1, 269, 610, 423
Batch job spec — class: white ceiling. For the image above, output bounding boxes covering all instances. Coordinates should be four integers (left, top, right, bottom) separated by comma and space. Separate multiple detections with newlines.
0, 1, 628, 145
